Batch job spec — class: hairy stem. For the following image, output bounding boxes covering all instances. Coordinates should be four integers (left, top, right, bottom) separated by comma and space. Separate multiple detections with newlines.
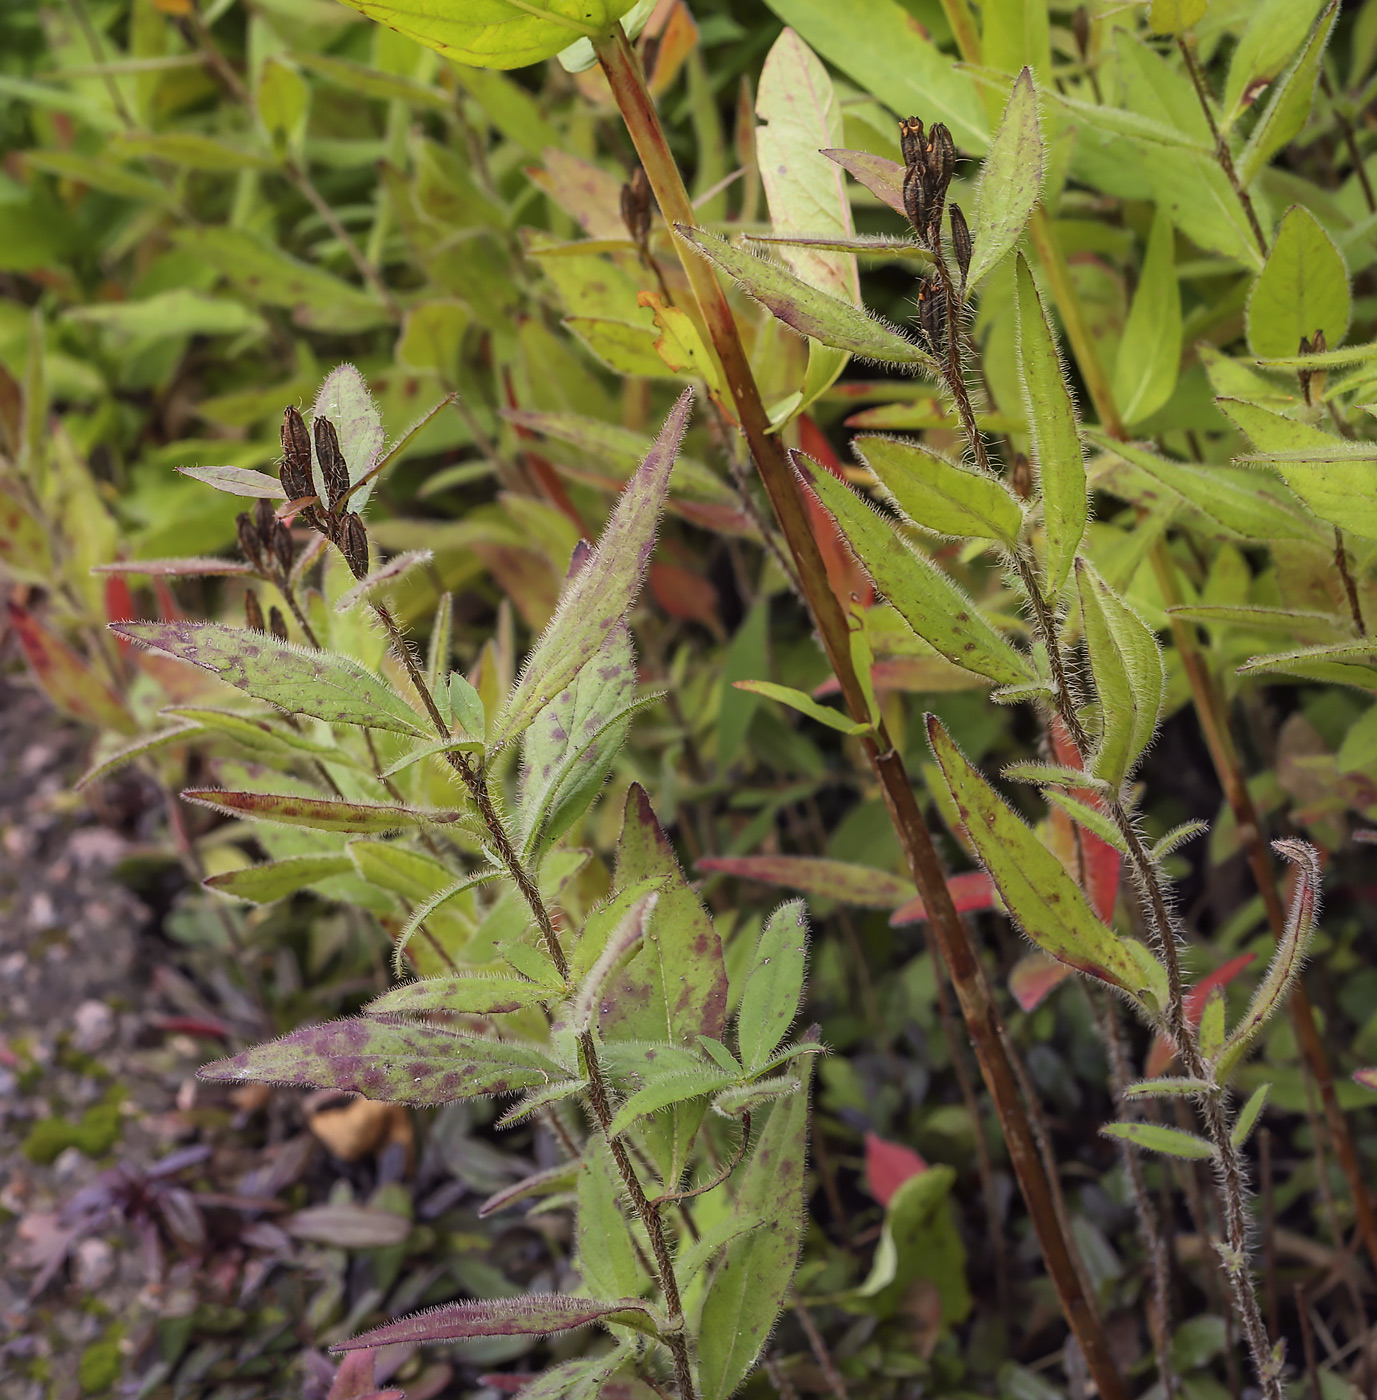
594, 24, 1127, 1400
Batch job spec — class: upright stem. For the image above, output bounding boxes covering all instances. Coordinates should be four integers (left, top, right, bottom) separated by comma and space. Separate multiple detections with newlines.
594, 25, 1128, 1400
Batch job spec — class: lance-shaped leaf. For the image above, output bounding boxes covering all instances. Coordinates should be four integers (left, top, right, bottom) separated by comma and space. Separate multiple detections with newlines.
570, 890, 658, 1033
1145, 952, 1256, 1077
1015, 255, 1086, 594
112, 623, 427, 737
795, 454, 1034, 686
334, 550, 433, 613
1237, 2, 1338, 185
334, 1296, 659, 1353
1101, 1121, 1216, 1160
1076, 559, 1165, 788
698, 855, 912, 909
1231, 1083, 1271, 1146
698, 1055, 814, 1400
183, 789, 462, 833
820, 148, 904, 215
94, 557, 255, 577
175, 464, 286, 499
199, 1016, 564, 1104
677, 226, 935, 370
205, 854, 355, 903
731, 680, 871, 735
607, 1065, 739, 1139
1238, 642, 1377, 691
11, 602, 136, 735
738, 900, 809, 1071
311, 364, 385, 513
1213, 840, 1322, 1079
856, 435, 1023, 545
926, 716, 1159, 1000
576, 1133, 644, 1298
368, 972, 555, 1017
1112, 204, 1182, 427
491, 391, 690, 750
967, 69, 1043, 290
77, 723, 201, 791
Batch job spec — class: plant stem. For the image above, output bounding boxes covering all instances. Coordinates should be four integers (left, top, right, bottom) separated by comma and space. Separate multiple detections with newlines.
594, 25, 1128, 1400
1176, 37, 1269, 256
1334, 528, 1367, 635
368, 594, 696, 1397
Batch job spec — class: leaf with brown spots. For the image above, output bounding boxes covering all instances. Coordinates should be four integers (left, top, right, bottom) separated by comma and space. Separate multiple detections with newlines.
199, 1015, 565, 1105
111, 622, 427, 736
926, 715, 1160, 1002
698, 854, 913, 909
184, 789, 464, 833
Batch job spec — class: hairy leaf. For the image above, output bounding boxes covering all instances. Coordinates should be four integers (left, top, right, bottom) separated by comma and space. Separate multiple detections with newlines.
205, 854, 354, 903
607, 1065, 737, 1138
200, 1017, 564, 1103
731, 679, 870, 735
967, 69, 1043, 290
367, 972, 554, 1017
738, 900, 809, 1070
576, 1133, 643, 1297
1101, 1121, 1216, 1159
184, 789, 462, 833
1112, 205, 1181, 427
698, 854, 912, 909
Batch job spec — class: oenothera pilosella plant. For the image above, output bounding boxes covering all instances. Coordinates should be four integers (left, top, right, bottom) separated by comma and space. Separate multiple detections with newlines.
679, 63, 1332, 1400
109, 378, 821, 1400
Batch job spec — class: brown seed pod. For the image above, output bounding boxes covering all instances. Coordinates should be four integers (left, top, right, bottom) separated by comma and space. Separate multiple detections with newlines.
949, 202, 973, 286
314, 415, 350, 512
903, 163, 929, 242
339, 511, 370, 581
917, 280, 947, 354
281, 406, 312, 492
926, 123, 955, 199
899, 116, 926, 170
236, 512, 264, 571
1009, 451, 1034, 501
253, 496, 276, 548
269, 606, 289, 642
621, 166, 653, 248
271, 519, 295, 577
244, 587, 265, 633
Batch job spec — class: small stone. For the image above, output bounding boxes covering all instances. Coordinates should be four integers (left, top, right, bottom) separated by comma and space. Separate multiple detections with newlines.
74, 1237, 115, 1291
72, 1000, 115, 1053
28, 891, 56, 930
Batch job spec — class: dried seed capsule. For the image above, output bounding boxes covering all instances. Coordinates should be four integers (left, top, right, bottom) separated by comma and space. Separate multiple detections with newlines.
244, 587, 265, 633
926, 123, 955, 199
236, 512, 264, 571
269, 606, 288, 642
903, 163, 929, 242
281, 405, 312, 492
314, 415, 350, 512
253, 496, 276, 549
899, 116, 926, 170
621, 166, 653, 248
949, 202, 972, 286
1009, 451, 1033, 500
271, 519, 295, 577
917, 279, 947, 354
339, 511, 370, 581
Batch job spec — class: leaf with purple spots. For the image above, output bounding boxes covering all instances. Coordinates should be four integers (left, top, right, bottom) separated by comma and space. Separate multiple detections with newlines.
184, 788, 465, 834
199, 1015, 565, 1104
489, 390, 693, 750
111, 622, 427, 736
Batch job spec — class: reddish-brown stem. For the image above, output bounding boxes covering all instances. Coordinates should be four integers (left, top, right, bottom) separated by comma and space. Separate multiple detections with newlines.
594, 27, 1127, 1400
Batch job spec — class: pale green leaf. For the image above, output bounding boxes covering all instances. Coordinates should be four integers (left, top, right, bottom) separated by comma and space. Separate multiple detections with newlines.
606, 1066, 737, 1138
1113, 205, 1182, 427
1101, 1120, 1216, 1159
576, 1133, 644, 1298
738, 900, 809, 1071
1015, 255, 1086, 594
731, 680, 870, 735
1148, 0, 1207, 35
1042, 790, 1129, 855
967, 69, 1043, 291
1238, 641, 1377, 690
368, 972, 554, 1016
1246, 206, 1351, 361
1124, 1076, 1211, 1097
1198, 985, 1227, 1059
204, 853, 354, 903
184, 788, 463, 834
1222, 0, 1327, 124
1231, 1083, 1271, 1146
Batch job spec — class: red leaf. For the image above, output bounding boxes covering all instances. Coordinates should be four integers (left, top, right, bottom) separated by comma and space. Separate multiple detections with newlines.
799, 415, 874, 608
1048, 717, 1122, 921
335, 1296, 656, 1351
864, 1132, 927, 1207
104, 575, 136, 648
650, 561, 720, 630
8, 601, 136, 734
1008, 952, 1073, 1012
698, 854, 913, 909
1144, 953, 1257, 1077
889, 871, 997, 926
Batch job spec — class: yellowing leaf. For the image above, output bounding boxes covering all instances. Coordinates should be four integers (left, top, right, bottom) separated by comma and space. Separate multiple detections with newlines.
1246, 206, 1350, 361
1148, 0, 1207, 34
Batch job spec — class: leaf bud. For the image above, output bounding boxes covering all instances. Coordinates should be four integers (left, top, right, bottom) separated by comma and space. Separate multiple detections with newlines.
244, 587, 265, 633
339, 511, 370, 581
949, 202, 972, 286
271, 519, 295, 577
269, 606, 289, 642
236, 512, 264, 571
621, 166, 653, 248
899, 116, 926, 170
314, 414, 350, 512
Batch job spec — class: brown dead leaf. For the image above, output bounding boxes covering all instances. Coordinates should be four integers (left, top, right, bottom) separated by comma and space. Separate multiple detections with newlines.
308, 1098, 413, 1166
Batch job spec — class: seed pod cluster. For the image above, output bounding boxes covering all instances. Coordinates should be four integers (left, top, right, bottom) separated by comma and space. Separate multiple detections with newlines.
235, 496, 296, 581
269, 606, 289, 642
244, 587, 265, 633
900, 117, 955, 249
277, 404, 372, 583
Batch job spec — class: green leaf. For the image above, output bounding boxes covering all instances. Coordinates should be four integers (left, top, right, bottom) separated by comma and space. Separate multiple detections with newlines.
65, 290, 267, 345
0, 481, 53, 585
174, 464, 286, 499
1124, 1077, 1211, 1097
1231, 1083, 1271, 1146
1076, 559, 1165, 788
1237, 3, 1339, 185
1148, 0, 1207, 35
570, 889, 657, 1033
368, 971, 554, 1017
392, 868, 505, 974
449, 672, 487, 740
1101, 1121, 1216, 1159
1238, 641, 1377, 690
719, 600, 770, 768
761, 0, 989, 153
856, 435, 1024, 544
520, 623, 643, 854
967, 69, 1043, 291
1198, 985, 1227, 1060
1014, 255, 1086, 594
311, 363, 387, 514
1135, 145, 1265, 270
602, 786, 730, 1044
200, 1017, 564, 1104
1003, 762, 1110, 792
1246, 207, 1351, 361
113, 131, 276, 172
491, 391, 690, 749
926, 715, 1159, 1000
697, 854, 913, 909
737, 900, 809, 1071
329, 0, 638, 71
23, 150, 178, 207
111, 623, 428, 736
1151, 821, 1210, 860
184, 789, 463, 834
677, 227, 936, 370
698, 1056, 814, 1400
1042, 790, 1128, 855
1112, 206, 1181, 427
1215, 840, 1322, 1078
205, 854, 354, 903
1222, 0, 1328, 125
161, 707, 358, 765
606, 1065, 737, 1138
576, 1133, 644, 1297
794, 454, 1034, 686
756, 28, 858, 306
731, 679, 870, 735
292, 52, 451, 110
378, 734, 484, 779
